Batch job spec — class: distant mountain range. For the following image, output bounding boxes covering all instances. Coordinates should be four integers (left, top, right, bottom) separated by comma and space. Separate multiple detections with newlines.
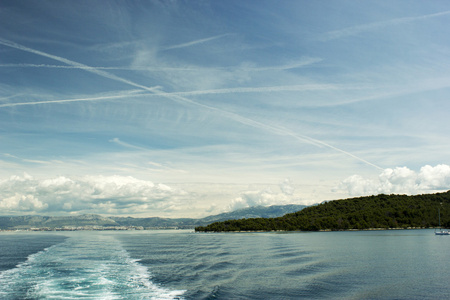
0, 204, 307, 230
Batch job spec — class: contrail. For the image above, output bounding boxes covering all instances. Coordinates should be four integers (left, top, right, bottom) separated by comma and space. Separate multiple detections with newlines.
320, 10, 450, 41
0, 63, 189, 71
0, 63, 133, 70
172, 84, 365, 96
109, 138, 147, 150
152, 89, 384, 170
0, 83, 352, 107
0, 91, 146, 108
0, 37, 383, 170
242, 57, 323, 71
1, 81, 370, 108
0, 57, 323, 72
0, 38, 160, 93
164, 34, 231, 50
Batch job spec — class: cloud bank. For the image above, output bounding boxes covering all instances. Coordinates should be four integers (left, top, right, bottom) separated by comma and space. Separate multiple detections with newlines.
0, 174, 188, 216
227, 179, 297, 211
339, 164, 450, 196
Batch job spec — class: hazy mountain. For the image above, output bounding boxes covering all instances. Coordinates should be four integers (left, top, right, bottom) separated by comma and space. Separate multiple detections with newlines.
0, 204, 307, 230
0, 214, 119, 229
200, 204, 307, 224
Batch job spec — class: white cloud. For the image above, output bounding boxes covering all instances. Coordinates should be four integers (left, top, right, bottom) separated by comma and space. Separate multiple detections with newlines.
338, 164, 450, 196
228, 189, 276, 211
227, 183, 296, 211
280, 178, 294, 195
0, 173, 189, 215
0, 193, 48, 211
417, 164, 450, 190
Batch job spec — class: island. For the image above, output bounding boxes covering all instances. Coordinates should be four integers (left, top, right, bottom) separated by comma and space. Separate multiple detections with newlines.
195, 191, 450, 232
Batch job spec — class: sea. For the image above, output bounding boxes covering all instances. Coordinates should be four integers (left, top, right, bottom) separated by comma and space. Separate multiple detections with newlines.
0, 229, 449, 299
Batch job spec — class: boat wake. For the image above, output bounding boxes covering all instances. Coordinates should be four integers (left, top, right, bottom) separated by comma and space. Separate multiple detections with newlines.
0, 233, 185, 299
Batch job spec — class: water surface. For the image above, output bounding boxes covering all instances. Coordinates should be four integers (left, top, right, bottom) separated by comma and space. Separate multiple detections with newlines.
0, 229, 448, 299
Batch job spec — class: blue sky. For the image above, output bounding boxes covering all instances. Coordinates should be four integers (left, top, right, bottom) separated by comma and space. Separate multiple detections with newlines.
1, 0, 450, 217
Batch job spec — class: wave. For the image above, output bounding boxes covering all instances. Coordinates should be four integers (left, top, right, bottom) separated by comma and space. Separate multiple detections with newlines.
0, 233, 185, 299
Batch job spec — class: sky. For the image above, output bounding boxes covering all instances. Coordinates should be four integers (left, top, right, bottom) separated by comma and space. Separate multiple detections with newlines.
1, 0, 450, 218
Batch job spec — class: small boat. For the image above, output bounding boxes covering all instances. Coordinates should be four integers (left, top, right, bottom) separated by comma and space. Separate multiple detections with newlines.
435, 207, 449, 235
435, 229, 450, 235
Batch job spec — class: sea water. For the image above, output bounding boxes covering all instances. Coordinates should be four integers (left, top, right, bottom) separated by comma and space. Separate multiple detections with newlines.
0, 229, 449, 299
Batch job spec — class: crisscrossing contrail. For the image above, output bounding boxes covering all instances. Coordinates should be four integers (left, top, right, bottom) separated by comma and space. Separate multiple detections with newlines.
0, 37, 383, 170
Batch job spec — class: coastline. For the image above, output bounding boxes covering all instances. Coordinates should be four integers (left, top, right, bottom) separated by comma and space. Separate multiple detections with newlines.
195, 227, 434, 233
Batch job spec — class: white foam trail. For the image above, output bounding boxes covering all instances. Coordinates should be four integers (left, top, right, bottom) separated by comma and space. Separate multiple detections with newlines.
0, 234, 185, 299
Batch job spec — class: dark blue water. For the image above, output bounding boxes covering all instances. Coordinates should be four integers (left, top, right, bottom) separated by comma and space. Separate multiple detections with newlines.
1, 229, 449, 299
0, 234, 67, 272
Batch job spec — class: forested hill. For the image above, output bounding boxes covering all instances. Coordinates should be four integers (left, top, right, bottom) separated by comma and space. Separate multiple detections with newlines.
195, 191, 450, 232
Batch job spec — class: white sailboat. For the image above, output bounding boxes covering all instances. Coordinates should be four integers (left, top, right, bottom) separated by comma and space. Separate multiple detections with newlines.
435, 207, 449, 235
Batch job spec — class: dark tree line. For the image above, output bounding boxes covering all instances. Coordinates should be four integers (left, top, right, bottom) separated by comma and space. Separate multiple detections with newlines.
195, 191, 450, 232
